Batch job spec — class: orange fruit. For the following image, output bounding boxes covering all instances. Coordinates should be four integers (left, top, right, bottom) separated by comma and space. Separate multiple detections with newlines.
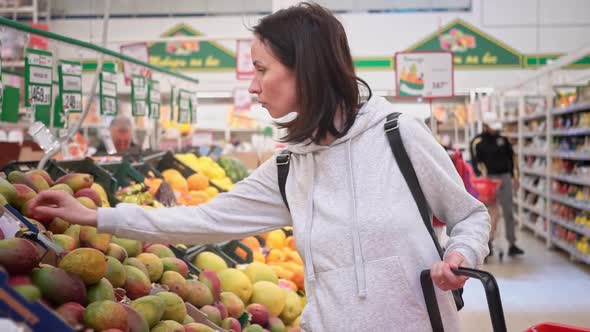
144, 177, 163, 196
167, 176, 188, 193
266, 249, 286, 264
253, 251, 265, 263
292, 268, 305, 291
241, 237, 261, 251
204, 186, 219, 199
285, 236, 297, 250
189, 190, 209, 204
266, 230, 286, 250
187, 173, 209, 191
269, 265, 294, 280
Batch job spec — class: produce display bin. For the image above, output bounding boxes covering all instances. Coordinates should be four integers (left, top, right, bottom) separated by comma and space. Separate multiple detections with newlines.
1, 160, 67, 180
183, 244, 239, 275
57, 158, 120, 206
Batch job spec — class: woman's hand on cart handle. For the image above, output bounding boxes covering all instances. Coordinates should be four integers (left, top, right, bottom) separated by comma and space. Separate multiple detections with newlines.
431, 251, 468, 291
29, 190, 98, 227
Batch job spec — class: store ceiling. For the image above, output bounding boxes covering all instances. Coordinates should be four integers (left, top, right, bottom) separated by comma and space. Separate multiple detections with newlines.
20, 0, 472, 18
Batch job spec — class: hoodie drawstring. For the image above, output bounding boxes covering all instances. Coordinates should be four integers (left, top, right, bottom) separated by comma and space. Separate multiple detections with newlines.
347, 140, 367, 298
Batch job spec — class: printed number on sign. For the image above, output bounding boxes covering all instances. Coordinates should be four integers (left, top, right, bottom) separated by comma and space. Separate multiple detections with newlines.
63, 93, 82, 111
103, 98, 116, 115
29, 85, 51, 105
150, 104, 160, 118
179, 110, 189, 123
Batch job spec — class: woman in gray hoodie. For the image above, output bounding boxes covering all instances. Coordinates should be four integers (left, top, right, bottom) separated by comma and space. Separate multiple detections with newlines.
30, 3, 490, 331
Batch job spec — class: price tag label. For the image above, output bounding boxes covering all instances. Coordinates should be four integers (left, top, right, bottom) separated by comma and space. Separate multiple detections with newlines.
148, 80, 161, 119
177, 89, 192, 123
102, 97, 117, 115
58, 61, 83, 114
131, 75, 147, 117
62, 93, 82, 112
25, 48, 53, 108
28, 85, 51, 105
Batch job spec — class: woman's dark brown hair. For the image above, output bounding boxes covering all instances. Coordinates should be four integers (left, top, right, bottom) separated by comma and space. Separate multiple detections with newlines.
253, 2, 372, 144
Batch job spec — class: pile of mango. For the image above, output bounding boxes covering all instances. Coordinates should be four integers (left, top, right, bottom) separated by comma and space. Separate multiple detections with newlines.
0, 169, 303, 331
148, 169, 219, 206
175, 154, 234, 191
238, 229, 305, 294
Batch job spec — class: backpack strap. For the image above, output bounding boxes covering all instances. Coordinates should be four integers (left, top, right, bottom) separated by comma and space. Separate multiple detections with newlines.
384, 113, 444, 257
276, 150, 292, 211
385, 112, 464, 325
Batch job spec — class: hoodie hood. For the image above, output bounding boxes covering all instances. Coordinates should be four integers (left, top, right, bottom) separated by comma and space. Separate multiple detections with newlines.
287, 96, 395, 154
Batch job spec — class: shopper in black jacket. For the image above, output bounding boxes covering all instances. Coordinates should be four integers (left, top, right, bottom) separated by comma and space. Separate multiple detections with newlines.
470, 115, 524, 257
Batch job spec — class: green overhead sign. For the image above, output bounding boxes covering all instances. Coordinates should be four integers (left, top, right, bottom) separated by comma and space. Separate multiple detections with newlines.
149, 24, 236, 71
407, 19, 522, 68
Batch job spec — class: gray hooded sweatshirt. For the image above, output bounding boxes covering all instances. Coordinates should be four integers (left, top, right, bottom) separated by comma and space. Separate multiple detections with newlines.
99, 96, 490, 331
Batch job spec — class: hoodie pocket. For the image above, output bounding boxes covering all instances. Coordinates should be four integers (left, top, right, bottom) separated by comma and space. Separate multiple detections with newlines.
302, 256, 431, 331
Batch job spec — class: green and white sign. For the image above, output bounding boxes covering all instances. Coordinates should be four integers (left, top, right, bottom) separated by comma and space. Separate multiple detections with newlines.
25, 48, 53, 107
395, 52, 453, 98
149, 24, 236, 72
191, 93, 198, 124
58, 61, 83, 113
407, 19, 522, 68
0, 41, 3, 108
177, 89, 191, 124
131, 75, 147, 117
99, 71, 118, 116
148, 80, 161, 119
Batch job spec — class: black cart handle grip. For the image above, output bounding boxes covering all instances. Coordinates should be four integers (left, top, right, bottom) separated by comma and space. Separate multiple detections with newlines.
420, 267, 507, 332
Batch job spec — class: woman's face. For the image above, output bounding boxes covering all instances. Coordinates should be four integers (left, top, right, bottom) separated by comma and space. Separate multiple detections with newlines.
248, 38, 297, 119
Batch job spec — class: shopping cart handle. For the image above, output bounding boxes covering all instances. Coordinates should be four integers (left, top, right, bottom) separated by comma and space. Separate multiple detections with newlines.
420, 267, 507, 332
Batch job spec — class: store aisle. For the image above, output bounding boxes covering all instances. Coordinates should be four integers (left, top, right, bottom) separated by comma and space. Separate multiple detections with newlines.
459, 229, 590, 331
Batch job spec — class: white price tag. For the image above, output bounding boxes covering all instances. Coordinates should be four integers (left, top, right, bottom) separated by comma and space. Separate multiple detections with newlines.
150, 103, 160, 118
178, 109, 190, 123
27, 53, 53, 67
102, 81, 117, 98
28, 85, 51, 105
62, 93, 82, 112
28, 66, 52, 85
135, 87, 147, 100
151, 91, 160, 104
63, 75, 81, 91
134, 100, 147, 116
61, 63, 82, 75
180, 98, 189, 110
103, 97, 117, 115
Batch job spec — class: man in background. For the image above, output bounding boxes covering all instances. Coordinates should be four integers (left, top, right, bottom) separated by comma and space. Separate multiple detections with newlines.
470, 113, 524, 257
94, 116, 141, 156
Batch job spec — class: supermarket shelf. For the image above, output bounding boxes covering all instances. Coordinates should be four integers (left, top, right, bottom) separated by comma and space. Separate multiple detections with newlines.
551, 151, 590, 160
502, 117, 518, 124
552, 127, 590, 136
522, 168, 547, 177
551, 173, 590, 187
521, 184, 546, 197
523, 112, 547, 121
521, 132, 543, 138
521, 149, 547, 157
550, 193, 590, 212
513, 197, 519, 206
552, 102, 590, 116
521, 202, 545, 215
551, 237, 590, 265
550, 215, 590, 238
520, 218, 548, 239
504, 132, 519, 139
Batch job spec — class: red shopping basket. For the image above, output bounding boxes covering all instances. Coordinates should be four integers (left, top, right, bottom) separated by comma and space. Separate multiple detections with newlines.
421, 268, 590, 332
525, 323, 590, 332
472, 177, 502, 205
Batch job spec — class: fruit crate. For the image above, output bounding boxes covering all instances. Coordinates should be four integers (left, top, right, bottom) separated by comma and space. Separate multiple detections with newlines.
218, 240, 253, 265
148, 151, 227, 193
0, 270, 74, 332
183, 244, 239, 275
132, 161, 163, 179
56, 158, 120, 207
1, 160, 67, 180
99, 161, 145, 188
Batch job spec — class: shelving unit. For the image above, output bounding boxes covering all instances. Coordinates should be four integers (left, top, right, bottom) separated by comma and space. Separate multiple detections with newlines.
547, 101, 590, 264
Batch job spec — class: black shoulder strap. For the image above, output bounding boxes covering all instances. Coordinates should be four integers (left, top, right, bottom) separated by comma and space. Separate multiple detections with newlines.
276, 150, 291, 211
385, 113, 464, 329
384, 113, 444, 258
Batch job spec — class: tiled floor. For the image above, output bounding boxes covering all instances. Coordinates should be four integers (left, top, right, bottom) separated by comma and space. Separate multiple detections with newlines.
459, 229, 590, 331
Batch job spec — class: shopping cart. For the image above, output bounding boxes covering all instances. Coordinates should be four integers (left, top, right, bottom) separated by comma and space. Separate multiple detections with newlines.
421, 268, 590, 332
